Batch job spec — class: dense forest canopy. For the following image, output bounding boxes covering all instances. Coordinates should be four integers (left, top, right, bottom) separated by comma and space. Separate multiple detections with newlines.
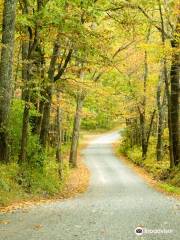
0, 0, 179, 204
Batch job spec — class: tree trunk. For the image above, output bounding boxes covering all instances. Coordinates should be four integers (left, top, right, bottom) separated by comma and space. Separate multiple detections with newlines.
158, 0, 178, 167
56, 92, 63, 178
146, 110, 156, 155
19, 102, 30, 164
140, 49, 148, 160
69, 94, 84, 168
139, 112, 148, 159
34, 100, 45, 135
40, 88, 52, 147
163, 59, 174, 167
170, 16, 180, 166
40, 38, 60, 147
0, 0, 17, 163
18, 17, 30, 164
19, 0, 46, 163
156, 105, 164, 161
156, 71, 165, 161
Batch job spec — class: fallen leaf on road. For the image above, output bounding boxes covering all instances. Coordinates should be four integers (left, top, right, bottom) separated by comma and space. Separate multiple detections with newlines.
0, 220, 10, 225
33, 224, 43, 230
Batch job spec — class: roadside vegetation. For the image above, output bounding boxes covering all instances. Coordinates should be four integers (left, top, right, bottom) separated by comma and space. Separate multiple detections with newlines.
116, 129, 180, 195
0, 0, 179, 206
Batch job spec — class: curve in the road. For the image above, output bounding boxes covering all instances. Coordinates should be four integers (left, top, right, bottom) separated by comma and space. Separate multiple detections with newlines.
0, 131, 180, 240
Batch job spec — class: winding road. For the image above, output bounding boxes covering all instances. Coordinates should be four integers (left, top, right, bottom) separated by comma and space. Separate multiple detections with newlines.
0, 131, 180, 240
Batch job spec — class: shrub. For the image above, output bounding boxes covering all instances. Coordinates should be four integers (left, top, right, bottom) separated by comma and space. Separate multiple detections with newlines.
0, 163, 19, 191
127, 146, 143, 166
20, 165, 61, 195
0, 163, 24, 206
168, 166, 180, 187
27, 134, 45, 169
8, 99, 24, 160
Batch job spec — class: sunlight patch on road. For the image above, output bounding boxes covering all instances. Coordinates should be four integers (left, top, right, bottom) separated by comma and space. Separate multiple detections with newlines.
93, 163, 107, 184
90, 132, 120, 145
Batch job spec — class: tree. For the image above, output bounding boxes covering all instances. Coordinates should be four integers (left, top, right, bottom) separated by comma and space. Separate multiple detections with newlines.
170, 14, 180, 166
0, 0, 17, 163
69, 92, 85, 167
107, 0, 180, 167
18, 0, 46, 163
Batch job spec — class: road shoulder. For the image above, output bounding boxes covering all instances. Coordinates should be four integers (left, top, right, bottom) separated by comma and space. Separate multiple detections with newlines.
113, 142, 180, 200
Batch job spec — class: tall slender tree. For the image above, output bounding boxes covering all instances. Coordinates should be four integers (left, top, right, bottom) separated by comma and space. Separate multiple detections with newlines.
0, 0, 17, 163
170, 14, 180, 166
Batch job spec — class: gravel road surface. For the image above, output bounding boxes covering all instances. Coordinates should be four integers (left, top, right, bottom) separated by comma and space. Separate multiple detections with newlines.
0, 131, 180, 240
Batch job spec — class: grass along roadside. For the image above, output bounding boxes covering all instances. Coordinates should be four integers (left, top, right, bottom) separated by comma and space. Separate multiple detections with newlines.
0, 131, 98, 213
113, 141, 180, 198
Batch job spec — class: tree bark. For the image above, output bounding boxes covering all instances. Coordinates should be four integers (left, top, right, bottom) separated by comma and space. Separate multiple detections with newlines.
19, 102, 30, 164
146, 110, 156, 154
139, 111, 147, 159
56, 92, 63, 178
39, 37, 60, 147
139, 49, 148, 159
156, 70, 165, 161
40, 88, 52, 147
0, 0, 17, 163
19, 1, 34, 164
170, 16, 180, 166
34, 100, 45, 135
18, 1, 31, 163
69, 94, 84, 168
159, 0, 174, 167
19, 0, 46, 163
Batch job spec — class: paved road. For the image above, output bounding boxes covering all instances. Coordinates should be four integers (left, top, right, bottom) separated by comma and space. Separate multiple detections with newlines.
0, 131, 180, 240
